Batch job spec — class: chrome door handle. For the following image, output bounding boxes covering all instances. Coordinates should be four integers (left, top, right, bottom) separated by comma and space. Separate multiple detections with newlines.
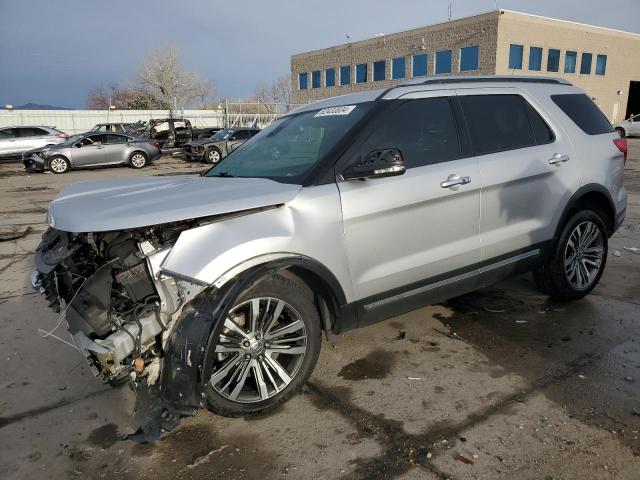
97, 146, 104, 149
549, 153, 569, 165
441, 175, 471, 189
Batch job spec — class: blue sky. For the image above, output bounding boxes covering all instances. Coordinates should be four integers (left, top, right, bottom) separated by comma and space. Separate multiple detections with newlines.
1, 0, 639, 108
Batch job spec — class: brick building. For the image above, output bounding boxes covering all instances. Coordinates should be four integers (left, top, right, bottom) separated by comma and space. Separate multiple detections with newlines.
291, 10, 640, 122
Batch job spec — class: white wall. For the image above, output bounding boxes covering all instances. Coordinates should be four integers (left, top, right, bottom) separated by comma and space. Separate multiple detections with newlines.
0, 109, 226, 134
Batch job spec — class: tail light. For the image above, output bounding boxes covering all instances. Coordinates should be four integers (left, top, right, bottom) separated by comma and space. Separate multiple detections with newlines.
149, 141, 161, 149
613, 137, 627, 164
56, 133, 68, 138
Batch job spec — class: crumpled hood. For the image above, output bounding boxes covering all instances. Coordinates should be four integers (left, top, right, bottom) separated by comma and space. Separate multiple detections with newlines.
48, 175, 302, 233
186, 138, 221, 148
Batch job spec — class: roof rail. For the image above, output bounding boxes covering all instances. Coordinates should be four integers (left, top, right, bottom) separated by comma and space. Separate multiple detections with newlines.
401, 75, 572, 87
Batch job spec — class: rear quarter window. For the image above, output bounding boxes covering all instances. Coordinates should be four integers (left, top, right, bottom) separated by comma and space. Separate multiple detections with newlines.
551, 93, 613, 135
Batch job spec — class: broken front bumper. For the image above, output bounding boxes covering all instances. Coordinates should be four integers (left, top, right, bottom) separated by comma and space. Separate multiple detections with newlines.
23, 153, 46, 172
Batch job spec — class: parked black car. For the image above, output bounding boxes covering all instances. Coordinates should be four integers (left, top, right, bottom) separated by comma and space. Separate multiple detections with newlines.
183, 127, 260, 163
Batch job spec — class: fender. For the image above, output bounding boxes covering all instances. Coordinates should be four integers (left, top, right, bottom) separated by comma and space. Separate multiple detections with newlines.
159, 258, 356, 413
554, 183, 617, 239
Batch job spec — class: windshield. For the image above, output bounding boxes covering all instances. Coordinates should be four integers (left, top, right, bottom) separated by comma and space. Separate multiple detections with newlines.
206, 103, 373, 183
59, 134, 83, 146
210, 129, 232, 141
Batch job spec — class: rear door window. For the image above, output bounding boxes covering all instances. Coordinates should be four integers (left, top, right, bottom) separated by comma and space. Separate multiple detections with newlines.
459, 94, 535, 155
17, 127, 48, 137
103, 134, 127, 144
361, 97, 461, 169
551, 94, 613, 135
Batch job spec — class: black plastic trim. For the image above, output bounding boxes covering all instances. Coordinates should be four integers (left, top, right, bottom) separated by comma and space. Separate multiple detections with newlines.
554, 184, 618, 237
411, 77, 571, 86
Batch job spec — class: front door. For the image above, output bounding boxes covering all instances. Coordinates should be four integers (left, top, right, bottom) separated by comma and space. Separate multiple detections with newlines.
72, 134, 105, 166
337, 94, 481, 323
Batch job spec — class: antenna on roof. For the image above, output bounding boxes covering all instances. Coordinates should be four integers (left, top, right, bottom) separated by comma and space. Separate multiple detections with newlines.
495, 0, 499, 9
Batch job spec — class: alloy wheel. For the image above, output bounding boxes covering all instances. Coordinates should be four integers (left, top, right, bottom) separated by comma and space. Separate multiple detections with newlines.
209, 150, 221, 163
49, 157, 68, 173
209, 297, 307, 403
131, 153, 146, 168
564, 221, 604, 290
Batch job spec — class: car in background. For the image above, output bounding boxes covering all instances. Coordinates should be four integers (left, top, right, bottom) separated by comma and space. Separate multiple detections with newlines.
22, 132, 161, 174
614, 114, 640, 138
0, 126, 68, 159
90, 123, 132, 134
183, 127, 260, 163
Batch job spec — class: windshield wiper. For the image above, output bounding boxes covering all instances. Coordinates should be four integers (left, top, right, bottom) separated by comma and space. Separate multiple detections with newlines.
210, 171, 235, 177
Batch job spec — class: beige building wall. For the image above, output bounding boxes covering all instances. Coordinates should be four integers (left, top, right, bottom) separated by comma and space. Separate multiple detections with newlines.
493, 11, 640, 122
291, 11, 499, 104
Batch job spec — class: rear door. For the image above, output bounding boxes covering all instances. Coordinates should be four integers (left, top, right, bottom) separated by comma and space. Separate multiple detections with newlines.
173, 120, 191, 146
337, 93, 481, 319
456, 88, 579, 273
102, 134, 128, 163
72, 134, 106, 166
227, 130, 249, 152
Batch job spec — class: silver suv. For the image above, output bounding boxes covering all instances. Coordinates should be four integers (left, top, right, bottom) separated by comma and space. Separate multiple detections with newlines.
33, 76, 627, 417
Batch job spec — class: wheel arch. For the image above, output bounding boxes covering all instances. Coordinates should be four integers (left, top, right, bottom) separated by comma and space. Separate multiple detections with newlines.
556, 184, 616, 238
159, 256, 354, 414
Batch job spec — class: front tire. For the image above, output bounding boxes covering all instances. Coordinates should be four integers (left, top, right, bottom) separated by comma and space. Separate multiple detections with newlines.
129, 151, 147, 169
48, 156, 70, 174
204, 147, 221, 164
202, 273, 321, 417
533, 210, 608, 301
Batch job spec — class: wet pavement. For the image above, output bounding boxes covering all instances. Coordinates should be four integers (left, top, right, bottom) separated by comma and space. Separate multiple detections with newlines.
0, 144, 639, 479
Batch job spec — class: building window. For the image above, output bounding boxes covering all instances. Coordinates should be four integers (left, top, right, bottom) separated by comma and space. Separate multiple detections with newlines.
435, 50, 452, 74
460, 45, 479, 71
509, 44, 523, 69
547, 49, 560, 72
298, 73, 308, 90
312, 70, 321, 88
564, 51, 577, 73
412, 54, 428, 77
392, 57, 406, 79
356, 63, 367, 83
340, 65, 351, 85
529, 47, 542, 71
595, 54, 607, 75
373, 60, 386, 81
580, 53, 592, 74
325, 68, 336, 87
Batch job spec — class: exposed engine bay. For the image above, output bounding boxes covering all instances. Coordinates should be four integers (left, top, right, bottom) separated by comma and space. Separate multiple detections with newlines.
33, 221, 204, 385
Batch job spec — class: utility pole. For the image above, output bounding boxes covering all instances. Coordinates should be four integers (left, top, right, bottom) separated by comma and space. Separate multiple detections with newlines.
448, 1, 452, 20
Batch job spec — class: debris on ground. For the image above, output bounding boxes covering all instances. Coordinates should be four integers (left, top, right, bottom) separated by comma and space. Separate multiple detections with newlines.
454, 454, 475, 465
433, 327, 477, 349
624, 376, 634, 382
0, 226, 33, 242
632, 409, 640, 417
484, 307, 506, 313
624, 246, 640, 253
407, 376, 421, 380
395, 330, 407, 340
613, 250, 622, 257
186, 445, 228, 469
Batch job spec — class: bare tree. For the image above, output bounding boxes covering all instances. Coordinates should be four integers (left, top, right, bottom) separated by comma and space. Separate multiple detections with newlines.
136, 44, 213, 109
87, 83, 166, 110
253, 75, 292, 113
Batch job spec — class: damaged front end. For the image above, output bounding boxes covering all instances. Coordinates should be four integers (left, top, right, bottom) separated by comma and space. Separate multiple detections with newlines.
33, 222, 205, 387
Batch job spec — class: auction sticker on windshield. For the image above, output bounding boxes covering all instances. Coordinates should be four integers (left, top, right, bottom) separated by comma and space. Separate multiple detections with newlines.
314, 105, 356, 117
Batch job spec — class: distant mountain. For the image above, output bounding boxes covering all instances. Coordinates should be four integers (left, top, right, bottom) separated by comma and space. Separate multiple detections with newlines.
11, 103, 70, 110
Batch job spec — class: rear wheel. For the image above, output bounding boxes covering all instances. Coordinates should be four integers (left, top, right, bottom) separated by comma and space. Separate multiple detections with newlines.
48, 156, 70, 174
615, 127, 626, 138
533, 210, 608, 301
202, 273, 321, 417
204, 147, 221, 164
129, 151, 147, 169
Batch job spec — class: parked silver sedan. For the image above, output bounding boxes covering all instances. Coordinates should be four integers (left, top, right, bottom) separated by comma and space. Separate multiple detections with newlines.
614, 113, 640, 138
22, 132, 161, 174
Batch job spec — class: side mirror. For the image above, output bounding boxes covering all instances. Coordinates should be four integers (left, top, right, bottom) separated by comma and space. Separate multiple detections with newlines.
75, 143, 82, 148
342, 148, 406, 181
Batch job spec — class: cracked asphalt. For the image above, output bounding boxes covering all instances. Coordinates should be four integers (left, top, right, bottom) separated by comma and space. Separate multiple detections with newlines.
0, 144, 639, 479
